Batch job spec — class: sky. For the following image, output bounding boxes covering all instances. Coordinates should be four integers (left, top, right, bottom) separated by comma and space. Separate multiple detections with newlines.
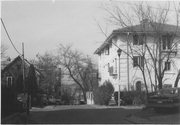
1, 0, 109, 61
1, 0, 179, 61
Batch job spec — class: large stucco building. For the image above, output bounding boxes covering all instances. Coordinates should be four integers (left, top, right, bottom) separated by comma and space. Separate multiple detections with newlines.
95, 20, 180, 92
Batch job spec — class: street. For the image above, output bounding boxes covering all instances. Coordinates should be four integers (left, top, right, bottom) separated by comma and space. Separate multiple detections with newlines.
2, 105, 180, 124
28, 105, 140, 124
25, 105, 180, 124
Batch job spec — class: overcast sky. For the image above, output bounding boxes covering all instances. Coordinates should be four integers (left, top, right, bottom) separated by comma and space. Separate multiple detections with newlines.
2, 0, 109, 60
1, 0, 178, 61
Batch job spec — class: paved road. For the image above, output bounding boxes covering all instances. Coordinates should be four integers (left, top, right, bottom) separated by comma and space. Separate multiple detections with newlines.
28, 105, 141, 124
3, 105, 180, 124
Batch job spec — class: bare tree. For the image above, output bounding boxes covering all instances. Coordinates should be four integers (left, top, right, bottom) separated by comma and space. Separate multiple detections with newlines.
56, 44, 98, 102
1, 44, 8, 60
32, 52, 57, 95
99, 2, 180, 92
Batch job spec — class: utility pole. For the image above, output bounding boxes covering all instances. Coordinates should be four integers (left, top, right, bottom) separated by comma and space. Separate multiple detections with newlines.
59, 68, 62, 97
22, 43, 25, 93
22, 43, 29, 115
22, 42, 26, 111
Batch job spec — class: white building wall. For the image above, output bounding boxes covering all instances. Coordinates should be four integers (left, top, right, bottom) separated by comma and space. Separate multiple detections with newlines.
98, 34, 180, 92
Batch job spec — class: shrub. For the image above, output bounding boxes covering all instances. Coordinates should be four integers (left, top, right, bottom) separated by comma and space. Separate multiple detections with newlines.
114, 91, 147, 105
61, 89, 74, 105
93, 81, 114, 105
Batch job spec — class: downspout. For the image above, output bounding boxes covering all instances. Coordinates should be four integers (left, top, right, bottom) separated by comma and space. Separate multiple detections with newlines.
127, 32, 130, 91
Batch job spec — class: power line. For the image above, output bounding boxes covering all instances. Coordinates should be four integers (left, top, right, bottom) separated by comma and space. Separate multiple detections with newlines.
1, 18, 22, 55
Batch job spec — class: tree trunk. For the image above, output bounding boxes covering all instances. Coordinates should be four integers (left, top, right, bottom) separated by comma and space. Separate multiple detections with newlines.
82, 90, 87, 103
158, 77, 163, 89
174, 70, 180, 87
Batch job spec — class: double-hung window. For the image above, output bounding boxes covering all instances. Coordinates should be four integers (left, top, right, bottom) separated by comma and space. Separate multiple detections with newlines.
162, 35, 173, 50
133, 34, 145, 45
133, 56, 144, 67
105, 46, 109, 55
114, 58, 117, 74
6, 76, 13, 87
164, 61, 171, 71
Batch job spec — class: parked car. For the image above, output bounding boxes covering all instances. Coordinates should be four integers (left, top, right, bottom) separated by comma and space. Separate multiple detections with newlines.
147, 87, 180, 112
55, 98, 61, 105
48, 96, 61, 105
41, 94, 48, 106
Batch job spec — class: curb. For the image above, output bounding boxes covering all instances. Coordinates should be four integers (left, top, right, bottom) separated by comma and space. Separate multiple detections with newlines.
88, 104, 145, 109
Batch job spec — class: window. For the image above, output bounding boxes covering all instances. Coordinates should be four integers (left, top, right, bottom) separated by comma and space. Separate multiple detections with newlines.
133, 34, 145, 45
133, 56, 144, 67
114, 58, 117, 74
165, 61, 171, 71
6, 76, 12, 87
108, 63, 110, 72
162, 35, 173, 50
136, 81, 142, 91
105, 46, 109, 55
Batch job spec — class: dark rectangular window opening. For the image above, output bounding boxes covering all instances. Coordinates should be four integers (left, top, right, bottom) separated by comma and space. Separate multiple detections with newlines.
133, 56, 144, 68
133, 34, 145, 45
162, 35, 173, 50
105, 46, 109, 55
133, 56, 138, 67
165, 61, 171, 71
133, 35, 139, 45
7, 76, 12, 87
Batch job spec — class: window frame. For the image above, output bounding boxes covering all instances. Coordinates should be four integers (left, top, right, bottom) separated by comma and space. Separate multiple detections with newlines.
114, 58, 117, 74
162, 35, 173, 50
133, 34, 145, 45
133, 56, 144, 68
164, 61, 171, 71
6, 76, 13, 87
105, 46, 109, 55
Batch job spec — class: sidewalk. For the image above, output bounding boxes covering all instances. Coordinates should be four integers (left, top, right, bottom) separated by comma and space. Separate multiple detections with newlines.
1, 112, 28, 124
88, 104, 145, 109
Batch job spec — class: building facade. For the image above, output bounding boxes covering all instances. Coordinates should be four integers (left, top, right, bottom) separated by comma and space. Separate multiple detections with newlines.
95, 21, 180, 92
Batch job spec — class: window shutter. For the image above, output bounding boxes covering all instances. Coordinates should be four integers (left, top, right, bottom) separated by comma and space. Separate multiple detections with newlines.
162, 36, 167, 50
139, 35, 145, 45
140, 56, 144, 67
167, 35, 172, 50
